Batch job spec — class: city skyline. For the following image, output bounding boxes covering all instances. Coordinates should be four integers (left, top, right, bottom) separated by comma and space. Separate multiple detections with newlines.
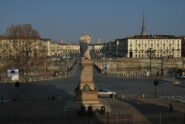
0, 0, 185, 43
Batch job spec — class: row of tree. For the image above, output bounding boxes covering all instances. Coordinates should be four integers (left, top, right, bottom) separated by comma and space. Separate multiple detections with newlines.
1, 24, 47, 81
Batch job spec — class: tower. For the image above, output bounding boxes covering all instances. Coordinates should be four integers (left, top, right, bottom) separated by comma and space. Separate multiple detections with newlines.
141, 11, 147, 35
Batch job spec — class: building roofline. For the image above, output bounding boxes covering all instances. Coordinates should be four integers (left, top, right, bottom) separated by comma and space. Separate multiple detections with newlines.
116, 34, 181, 41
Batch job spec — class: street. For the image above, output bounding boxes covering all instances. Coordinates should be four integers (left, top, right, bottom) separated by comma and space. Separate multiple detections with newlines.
1, 64, 185, 101
0, 64, 185, 118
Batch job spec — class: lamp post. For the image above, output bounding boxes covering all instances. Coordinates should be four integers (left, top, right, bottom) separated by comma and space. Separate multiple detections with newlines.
14, 81, 20, 101
117, 59, 118, 71
161, 57, 164, 77
153, 79, 159, 98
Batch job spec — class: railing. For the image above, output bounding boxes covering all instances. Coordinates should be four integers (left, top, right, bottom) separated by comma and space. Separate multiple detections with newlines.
0, 73, 71, 83
145, 112, 185, 124
0, 113, 133, 124
0, 112, 184, 124
101, 72, 159, 79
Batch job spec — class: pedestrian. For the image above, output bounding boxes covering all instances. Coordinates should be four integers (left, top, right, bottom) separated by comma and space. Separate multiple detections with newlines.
169, 103, 173, 112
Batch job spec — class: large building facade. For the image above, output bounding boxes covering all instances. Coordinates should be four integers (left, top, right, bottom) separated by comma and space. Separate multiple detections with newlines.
0, 36, 80, 59
90, 43, 105, 58
0, 36, 106, 59
117, 35, 181, 58
46, 40, 80, 58
105, 13, 182, 58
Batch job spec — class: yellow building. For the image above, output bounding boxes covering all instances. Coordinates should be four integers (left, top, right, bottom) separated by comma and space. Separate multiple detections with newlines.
107, 14, 182, 58
90, 43, 105, 56
45, 40, 80, 58
0, 36, 80, 59
117, 35, 181, 58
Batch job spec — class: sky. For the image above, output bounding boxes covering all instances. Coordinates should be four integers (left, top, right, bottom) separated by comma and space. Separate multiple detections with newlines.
0, 0, 185, 43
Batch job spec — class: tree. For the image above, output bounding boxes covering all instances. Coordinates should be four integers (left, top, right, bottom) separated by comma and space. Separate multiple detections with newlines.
3, 24, 47, 81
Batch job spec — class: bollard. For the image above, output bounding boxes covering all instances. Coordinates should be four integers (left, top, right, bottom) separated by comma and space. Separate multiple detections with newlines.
142, 93, 145, 98
112, 94, 115, 99
122, 94, 125, 100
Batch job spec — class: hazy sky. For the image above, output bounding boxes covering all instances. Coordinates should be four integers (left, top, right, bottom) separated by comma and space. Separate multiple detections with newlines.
0, 0, 185, 43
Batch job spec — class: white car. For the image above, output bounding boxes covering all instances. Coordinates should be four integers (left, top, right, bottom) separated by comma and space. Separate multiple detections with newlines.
173, 81, 180, 85
98, 88, 116, 98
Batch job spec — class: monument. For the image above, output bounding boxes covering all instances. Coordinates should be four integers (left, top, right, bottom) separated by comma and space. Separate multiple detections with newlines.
64, 32, 110, 113
75, 32, 102, 111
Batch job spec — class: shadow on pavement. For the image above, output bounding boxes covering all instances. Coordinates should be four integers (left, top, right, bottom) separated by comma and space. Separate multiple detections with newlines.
0, 82, 73, 100
121, 98, 171, 114
0, 82, 74, 117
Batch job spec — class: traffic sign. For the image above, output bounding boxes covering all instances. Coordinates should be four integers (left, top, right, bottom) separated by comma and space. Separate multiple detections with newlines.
7, 69, 19, 81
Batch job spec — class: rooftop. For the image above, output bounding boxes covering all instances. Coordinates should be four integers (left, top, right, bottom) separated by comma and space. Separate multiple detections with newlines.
116, 34, 180, 41
129, 34, 179, 39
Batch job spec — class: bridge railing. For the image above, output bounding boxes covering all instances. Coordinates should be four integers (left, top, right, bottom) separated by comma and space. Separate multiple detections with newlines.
0, 112, 184, 124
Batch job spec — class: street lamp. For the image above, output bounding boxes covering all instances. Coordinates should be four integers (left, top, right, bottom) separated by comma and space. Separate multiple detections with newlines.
14, 81, 20, 101
153, 79, 159, 98
117, 59, 118, 71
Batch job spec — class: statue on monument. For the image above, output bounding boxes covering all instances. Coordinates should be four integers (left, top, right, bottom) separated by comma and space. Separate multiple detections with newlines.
79, 32, 92, 59
63, 32, 110, 113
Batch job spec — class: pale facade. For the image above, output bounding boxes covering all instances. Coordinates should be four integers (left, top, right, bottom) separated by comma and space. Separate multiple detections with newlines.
46, 40, 80, 57
0, 37, 80, 59
90, 44, 105, 54
117, 35, 181, 58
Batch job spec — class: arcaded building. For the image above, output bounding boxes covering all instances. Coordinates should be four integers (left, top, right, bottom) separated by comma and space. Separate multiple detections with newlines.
117, 35, 181, 58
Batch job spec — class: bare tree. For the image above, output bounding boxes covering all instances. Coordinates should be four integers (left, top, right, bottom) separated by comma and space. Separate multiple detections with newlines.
3, 24, 47, 81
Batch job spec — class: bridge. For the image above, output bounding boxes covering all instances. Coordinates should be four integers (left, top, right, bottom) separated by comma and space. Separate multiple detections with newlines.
0, 59, 185, 123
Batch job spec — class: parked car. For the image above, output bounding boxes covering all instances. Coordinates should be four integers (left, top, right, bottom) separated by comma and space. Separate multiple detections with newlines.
98, 88, 116, 98
173, 81, 180, 85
